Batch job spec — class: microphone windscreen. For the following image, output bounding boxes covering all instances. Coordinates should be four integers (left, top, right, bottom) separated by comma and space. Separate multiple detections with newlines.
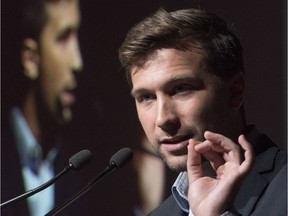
110, 147, 133, 169
69, 149, 93, 170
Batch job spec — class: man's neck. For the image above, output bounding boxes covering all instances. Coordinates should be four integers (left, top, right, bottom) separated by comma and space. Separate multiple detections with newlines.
22, 89, 41, 143
21, 90, 60, 157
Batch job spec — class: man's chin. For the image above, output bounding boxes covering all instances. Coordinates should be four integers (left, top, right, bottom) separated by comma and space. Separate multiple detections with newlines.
63, 109, 73, 124
164, 155, 188, 172
56, 109, 72, 125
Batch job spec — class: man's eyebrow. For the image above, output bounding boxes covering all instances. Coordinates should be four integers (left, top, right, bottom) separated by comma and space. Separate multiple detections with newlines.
167, 75, 200, 83
131, 88, 147, 98
57, 19, 80, 35
131, 76, 201, 97
60, 24, 78, 34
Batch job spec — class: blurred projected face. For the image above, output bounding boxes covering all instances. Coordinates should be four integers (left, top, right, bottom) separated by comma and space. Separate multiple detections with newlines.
37, 0, 82, 125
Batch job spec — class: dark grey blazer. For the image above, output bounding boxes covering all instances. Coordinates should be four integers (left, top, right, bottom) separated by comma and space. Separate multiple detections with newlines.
148, 126, 287, 216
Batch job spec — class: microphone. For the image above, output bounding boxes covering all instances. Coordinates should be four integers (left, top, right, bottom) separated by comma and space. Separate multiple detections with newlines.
45, 147, 133, 216
0, 149, 93, 208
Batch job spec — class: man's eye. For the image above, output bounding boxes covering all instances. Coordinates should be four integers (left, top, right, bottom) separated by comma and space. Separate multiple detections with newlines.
137, 94, 154, 102
175, 85, 190, 93
57, 29, 73, 43
143, 94, 154, 101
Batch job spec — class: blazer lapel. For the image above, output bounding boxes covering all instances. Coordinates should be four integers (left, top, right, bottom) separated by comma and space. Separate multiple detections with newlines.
234, 169, 268, 215
233, 126, 279, 215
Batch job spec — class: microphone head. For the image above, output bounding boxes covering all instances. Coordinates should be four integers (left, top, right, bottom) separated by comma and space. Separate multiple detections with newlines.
69, 149, 93, 170
110, 147, 133, 169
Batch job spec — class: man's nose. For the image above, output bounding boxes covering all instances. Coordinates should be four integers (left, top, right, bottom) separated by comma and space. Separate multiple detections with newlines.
156, 96, 179, 133
71, 37, 83, 73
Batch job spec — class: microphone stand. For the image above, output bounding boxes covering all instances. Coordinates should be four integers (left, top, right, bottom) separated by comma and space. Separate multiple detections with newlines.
1, 164, 73, 208
45, 163, 116, 216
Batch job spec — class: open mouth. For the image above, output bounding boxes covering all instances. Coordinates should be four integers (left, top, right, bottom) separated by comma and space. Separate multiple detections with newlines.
62, 89, 76, 106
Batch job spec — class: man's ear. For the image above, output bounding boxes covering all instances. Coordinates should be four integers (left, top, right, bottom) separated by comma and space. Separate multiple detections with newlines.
229, 72, 245, 108
21, 38, 40, 80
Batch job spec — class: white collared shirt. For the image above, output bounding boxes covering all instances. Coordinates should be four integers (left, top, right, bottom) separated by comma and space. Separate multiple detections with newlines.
172, 172, 193, 215
11, 107, 57, 216
172, 172, 234, 216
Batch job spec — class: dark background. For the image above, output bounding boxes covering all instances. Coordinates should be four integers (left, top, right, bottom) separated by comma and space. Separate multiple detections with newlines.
2, 0, 286, 215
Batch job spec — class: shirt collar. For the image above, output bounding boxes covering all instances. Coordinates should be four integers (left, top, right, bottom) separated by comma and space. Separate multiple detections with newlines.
172, 172, 190, 213
10, 107, 57, 175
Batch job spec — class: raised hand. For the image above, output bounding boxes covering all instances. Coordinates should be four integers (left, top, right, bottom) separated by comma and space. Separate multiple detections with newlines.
187, 131, 254, 216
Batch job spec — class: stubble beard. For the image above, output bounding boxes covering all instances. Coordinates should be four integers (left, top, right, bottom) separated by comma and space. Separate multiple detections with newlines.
56, 97, 73, 125
157, 148, 187, 172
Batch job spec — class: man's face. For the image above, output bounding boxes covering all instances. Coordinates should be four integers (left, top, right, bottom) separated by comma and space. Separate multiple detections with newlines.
37, 0, 82, 125
131, 48, 235, 171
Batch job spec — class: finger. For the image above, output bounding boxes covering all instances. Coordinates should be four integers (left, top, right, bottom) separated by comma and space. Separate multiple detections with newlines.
187, 139, 203, 184
238, 135, 255, 174
201, 151, 225, 171
194, 139, 230, 153
204, 131, 238, 151
203, 131, 242, 163
194, 140, 225, 170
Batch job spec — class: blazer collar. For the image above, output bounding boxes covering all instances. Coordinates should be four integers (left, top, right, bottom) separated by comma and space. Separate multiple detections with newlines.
234, 125, 278, 215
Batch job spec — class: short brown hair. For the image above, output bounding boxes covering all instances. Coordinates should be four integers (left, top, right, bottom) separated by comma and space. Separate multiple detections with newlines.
119, 8, 244, 87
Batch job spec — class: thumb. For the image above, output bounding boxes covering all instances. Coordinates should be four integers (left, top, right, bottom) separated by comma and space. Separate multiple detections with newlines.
187, 140, 203, 184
